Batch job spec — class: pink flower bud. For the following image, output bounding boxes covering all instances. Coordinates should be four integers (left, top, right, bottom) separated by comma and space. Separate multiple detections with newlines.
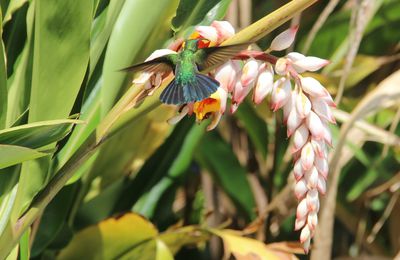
215, 61, 238, 92
305, 167, 319, 189
317, 174, 327, 195
293, 56, 329, 72
295, 218, 306, 231
306, 189, 319, 212
282, 93, 293, 123
296, 91, 312, 118
287, 105, 303, 137
314, 156, 329, 179
241, 59, 259, 87
211, 21, 235, 43
287, 52, 306, 62
302, 236, 311, 254
196, 26, 219, 43
311, 138, 326, 158
293, 124, 309, 153
217, 87, 228, 114
295, 178, 308, 199
271, 77, 291, 112
301, 142, 315, 171
269, 26, 298, 51
310, 97, 336, 124
253, 64, 273, 104
296, 198, 308, 220
307, 212, 318, 230
293, 159, 304, 181
274, 58, 289, 75
300, 225, 311, 243
232, 81, 251, 106
306, 111, 325, 140
300, 77, 330, 98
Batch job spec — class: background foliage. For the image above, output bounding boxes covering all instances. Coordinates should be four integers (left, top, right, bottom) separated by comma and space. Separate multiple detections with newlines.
0, 0, 399, 259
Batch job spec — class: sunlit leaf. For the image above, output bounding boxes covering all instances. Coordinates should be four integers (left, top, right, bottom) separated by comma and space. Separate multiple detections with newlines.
0, 145, 47, 169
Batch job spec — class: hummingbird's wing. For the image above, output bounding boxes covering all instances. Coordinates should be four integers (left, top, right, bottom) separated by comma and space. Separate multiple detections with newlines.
195, 43, 251, 71
120, 54, 178, 74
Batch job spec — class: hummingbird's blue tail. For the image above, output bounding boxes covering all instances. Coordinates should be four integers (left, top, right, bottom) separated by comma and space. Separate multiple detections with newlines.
160, 73, 219, 105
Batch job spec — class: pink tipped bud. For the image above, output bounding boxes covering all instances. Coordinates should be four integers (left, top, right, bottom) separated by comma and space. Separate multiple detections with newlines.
295, 178, 308, 200
287, 108, 302, 137
305, 167, 319, 189
306, 189, 319, 212
230, 102, 239, 114
314, 156, 329, 179
282, 94, 293, 123
322, 121, 333, 146
310, 97, 336, 124
317, 174, 327, 195
287, 52, 306, 62
295, 217, 307, 231
306, 111, 325, 140
269, 26, 298, 51
232, 81, 247, 106
217, 87, 228, 114
271, 77, 291, 111
196, 26, 219, 43
253, 64, 274, 104
311, 138, 326, 158
293, 159, 304, 181
293, 56, 329, 72
296, 198, 308, 220
300, 225, 311, 244
307, 212, 318, 230
302, 237, 311, 254
215, 61, 238, 92
211, 21, 235, 43
241, 59, 259, 87
275, 58, 289, 76
296, 91, 312, 118
300, 77, 330, 98
293, 124, 309, 153
301, 142, 315, 171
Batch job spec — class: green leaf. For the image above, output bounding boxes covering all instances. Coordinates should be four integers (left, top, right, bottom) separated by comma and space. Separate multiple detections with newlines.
3, 0, 28, 25
0, 119, 82, 149
196, 133, 256, 220
29, 0, 92, 121
0, 144, 47, 169
235, 100, 268, 158
0, 8, 7, 129
57, 213, 158, 260
19, 229, 29, 260
101, 0, 178, 115
171, 0, 222, 32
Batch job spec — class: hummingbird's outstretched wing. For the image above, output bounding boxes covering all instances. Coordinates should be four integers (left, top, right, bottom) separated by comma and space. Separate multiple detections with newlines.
160, 73, 220, 105
195, 43, 251, 71
120, 54, 178, 74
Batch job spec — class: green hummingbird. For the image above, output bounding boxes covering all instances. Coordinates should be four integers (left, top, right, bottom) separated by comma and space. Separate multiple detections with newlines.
122, 39, 250, 105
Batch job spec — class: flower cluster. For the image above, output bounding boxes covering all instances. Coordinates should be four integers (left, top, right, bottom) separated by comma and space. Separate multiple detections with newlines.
132, 21, 335, 253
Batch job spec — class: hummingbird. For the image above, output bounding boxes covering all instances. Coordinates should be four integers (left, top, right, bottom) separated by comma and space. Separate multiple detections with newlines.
121, 39, 250, 105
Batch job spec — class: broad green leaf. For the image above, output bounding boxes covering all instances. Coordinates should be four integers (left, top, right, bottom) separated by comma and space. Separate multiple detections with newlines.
171, 0, 222, 32
3, 0, 28, 24
0, 144, 47, 169
57, 213, 158, 260
235, 100, 268, 158
133, 121, 206, 217
19, 229, 29, 260
29, 0, 92, 121
0, 119, 82, 149
211, 229, 282, 260
0, 8, 7, 129
6, 2, 34, 127
196, 133, 256, 220
101, 0, 178, 115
